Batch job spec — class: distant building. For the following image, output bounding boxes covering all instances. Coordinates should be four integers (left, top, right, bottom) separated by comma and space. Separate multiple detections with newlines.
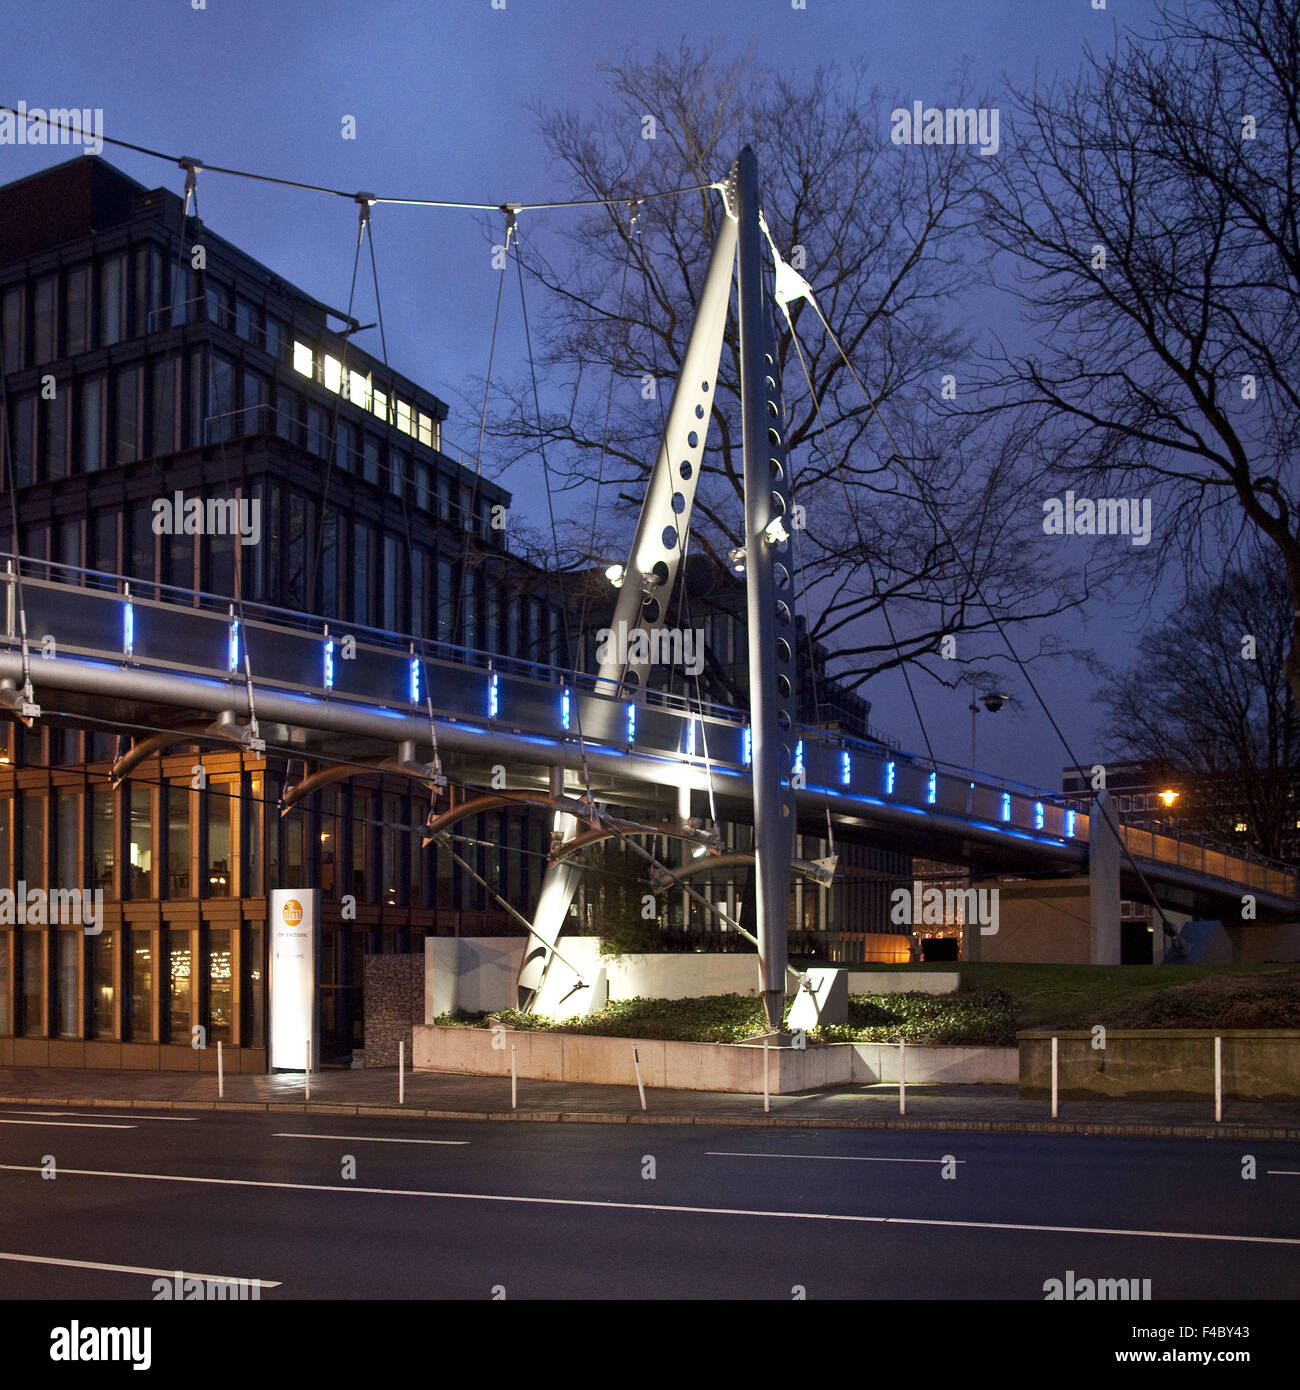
1062, 759, 1300, 864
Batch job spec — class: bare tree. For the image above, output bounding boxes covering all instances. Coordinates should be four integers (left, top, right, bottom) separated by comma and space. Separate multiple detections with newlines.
978, 0, 1300, 700
485, 42, 1092, 696
1099, 560, 1299, 859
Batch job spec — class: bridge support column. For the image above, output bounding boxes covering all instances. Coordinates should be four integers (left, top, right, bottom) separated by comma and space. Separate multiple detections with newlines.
1089, 789, 1121, 965
735, 144, 798, 1031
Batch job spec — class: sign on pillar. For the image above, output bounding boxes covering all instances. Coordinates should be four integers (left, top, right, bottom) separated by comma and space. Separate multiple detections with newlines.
269, 888, 321, 1071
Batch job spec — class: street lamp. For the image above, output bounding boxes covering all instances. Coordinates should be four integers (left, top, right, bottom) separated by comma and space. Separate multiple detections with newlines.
968, 679, 1012, 772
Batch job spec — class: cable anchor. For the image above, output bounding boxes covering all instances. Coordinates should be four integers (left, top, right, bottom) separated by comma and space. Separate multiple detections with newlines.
499, 202, 522, 250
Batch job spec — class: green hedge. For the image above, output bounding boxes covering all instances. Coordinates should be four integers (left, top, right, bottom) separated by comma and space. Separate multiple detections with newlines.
433, 987, 1018, 1046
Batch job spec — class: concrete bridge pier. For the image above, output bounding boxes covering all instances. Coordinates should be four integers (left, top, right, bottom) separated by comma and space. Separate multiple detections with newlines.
1089, 789, 1122, 966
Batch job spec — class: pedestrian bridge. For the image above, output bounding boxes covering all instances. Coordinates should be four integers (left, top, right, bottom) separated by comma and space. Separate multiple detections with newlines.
2, 556, 1295, 919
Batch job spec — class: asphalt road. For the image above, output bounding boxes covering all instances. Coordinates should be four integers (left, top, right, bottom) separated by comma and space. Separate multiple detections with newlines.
0, 1105, 1297, 1301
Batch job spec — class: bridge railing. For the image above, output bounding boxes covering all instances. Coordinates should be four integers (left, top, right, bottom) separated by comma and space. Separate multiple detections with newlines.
3, 552, 1294, 901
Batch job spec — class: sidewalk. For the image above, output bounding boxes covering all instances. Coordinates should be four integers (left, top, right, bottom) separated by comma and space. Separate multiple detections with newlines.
0, 1065, 1297, 1139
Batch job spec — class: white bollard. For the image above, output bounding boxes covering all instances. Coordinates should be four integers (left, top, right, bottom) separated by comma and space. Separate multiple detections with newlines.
1214, 1035, 1222, 1123
399, 1040, 405, 1105
217, 1039, 223, 1100
633, 1046, 647, 1111
511, 1044, 517, 1111
1051, 1036, 1058, 1118
763, 1037, 770, 1114
899, 1037, 906, 1116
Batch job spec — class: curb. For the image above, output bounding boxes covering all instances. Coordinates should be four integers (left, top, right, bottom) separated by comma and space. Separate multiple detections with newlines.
0, 1093, 1295, 1140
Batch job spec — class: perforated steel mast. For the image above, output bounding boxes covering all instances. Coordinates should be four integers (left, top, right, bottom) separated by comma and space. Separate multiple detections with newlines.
520, 148, 797, 1028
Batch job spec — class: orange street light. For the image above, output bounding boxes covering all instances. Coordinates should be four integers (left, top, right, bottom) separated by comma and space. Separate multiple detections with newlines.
1159, 789, 1180, 807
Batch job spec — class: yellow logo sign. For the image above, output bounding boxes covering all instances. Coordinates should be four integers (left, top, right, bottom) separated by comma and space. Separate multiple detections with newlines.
281, 898, 304, 926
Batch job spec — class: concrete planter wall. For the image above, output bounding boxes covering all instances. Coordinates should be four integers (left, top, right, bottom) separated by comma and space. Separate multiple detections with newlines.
412, 1024, 1016, 1093
1018, 1029, 1300, 1101
847, 971, 959, 996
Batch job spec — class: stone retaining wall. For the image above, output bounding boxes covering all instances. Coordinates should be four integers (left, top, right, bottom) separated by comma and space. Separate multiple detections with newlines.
1018, 1029, 1300, 1100
363, 954, 424, 1067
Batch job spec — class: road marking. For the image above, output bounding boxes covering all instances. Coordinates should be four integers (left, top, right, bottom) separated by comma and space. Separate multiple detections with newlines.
0, 1109, 195, 1122
2, 1163, 1295, 1248
0, 1250, 280, 1287
0, 1119, 135, 1130
273, 1133, 469, 1146
706, 1151, 965, 1165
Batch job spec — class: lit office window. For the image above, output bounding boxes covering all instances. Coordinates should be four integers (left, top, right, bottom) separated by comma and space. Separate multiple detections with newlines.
322, 354, 343, 393
292, 340, 313, 377
129, 785, 153, 897
396, 399, 413, 435
207, 786, 232, 898
348, 369, 371, 411
168, 930, 192, 1039
91, 930, 115, 1038
167, 783, 190, 897
58, 931, 78, 1036
208, 929, 233, 1043
371, 386, 388, 422
131, 939, 153, 1040
417, 411, 434, 448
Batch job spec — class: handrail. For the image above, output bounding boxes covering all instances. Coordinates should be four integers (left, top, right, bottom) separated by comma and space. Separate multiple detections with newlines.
0, 548, 1293, 890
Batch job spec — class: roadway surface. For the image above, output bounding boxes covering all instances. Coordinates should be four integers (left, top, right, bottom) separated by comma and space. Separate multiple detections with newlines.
1, 1105, 1297, 1301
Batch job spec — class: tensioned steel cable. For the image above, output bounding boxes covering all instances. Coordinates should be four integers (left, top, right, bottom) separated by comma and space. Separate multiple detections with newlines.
0, 105, 713, 214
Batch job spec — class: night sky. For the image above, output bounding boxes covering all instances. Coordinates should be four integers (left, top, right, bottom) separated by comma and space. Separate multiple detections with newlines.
0, 0, 1172, 791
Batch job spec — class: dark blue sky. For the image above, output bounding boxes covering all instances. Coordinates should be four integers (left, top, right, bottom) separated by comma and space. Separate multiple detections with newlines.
1, 0, 1170, 790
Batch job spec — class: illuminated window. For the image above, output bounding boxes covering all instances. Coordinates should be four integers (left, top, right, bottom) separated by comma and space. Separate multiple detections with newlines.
417, 412, 434, 448
371, 387, 388, 422
1235, 820, 1248, 832
292, 341, 313, 377
348, 370, 371, 411
396, 399, 413, 435
322, 354, 343, 393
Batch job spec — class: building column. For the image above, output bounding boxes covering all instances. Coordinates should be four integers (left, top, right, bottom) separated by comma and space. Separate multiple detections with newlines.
1089, 789, 1121, 964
